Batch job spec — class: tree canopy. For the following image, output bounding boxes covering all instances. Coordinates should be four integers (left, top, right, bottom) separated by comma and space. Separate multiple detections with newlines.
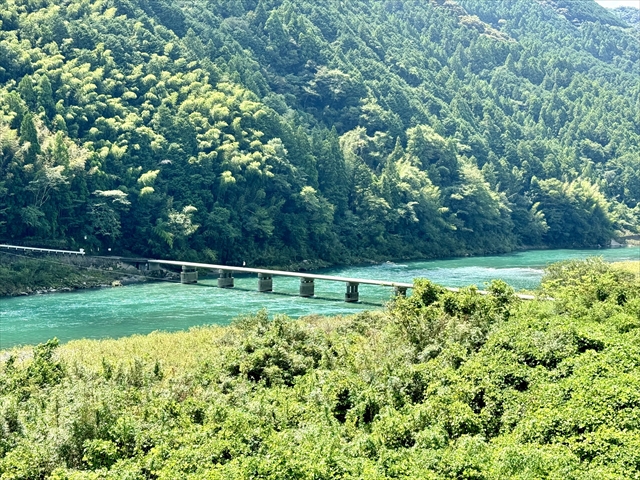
0, 0, 638, 264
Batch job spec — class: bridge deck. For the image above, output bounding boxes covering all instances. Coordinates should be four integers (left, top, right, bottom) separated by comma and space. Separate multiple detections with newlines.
150, 259, 414, 289
149, 259, 537, 300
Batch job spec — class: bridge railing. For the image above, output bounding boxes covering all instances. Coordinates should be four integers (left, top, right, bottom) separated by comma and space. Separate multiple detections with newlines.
0, 244, 85, 255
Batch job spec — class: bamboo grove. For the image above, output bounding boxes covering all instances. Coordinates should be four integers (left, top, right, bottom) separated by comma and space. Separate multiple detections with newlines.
0, 0, 639, 265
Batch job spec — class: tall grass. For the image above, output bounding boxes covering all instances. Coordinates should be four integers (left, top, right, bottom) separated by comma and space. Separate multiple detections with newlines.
612, 260, 640, 279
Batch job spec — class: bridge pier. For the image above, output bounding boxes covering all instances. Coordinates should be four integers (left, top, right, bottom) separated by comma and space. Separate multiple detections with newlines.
345, 282, 359, 302
299, 278, 315, 297
132, 260, 161, 271
258, 273, 272, 292
181, 266, 198, 284
217, 269, 234, 288
394, 286, 408, 297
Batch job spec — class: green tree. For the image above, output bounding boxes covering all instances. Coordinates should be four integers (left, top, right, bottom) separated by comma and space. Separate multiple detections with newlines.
19, 112, 40, 161
17, 75, 37, 110
37, 74, 56, 119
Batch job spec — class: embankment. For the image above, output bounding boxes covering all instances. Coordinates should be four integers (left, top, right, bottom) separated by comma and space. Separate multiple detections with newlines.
0, 253, 174, 297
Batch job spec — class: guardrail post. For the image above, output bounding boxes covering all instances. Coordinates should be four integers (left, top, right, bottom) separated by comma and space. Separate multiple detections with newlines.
258, 273, 272, 292
181, 265, 198, 284
345, 282, 359, 302
217, 269, 234, 288
299, 278, 314, 297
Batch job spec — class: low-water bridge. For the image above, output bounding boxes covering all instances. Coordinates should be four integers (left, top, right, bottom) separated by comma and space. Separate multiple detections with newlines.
1, 244, 537, 301
146, 259, 413, 302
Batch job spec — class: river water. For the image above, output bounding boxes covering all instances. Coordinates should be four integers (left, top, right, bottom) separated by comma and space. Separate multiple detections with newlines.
1, 247, 638, 349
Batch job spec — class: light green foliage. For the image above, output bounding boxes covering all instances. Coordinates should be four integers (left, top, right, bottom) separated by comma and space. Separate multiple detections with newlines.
136, 169, 159, 187
1, 260, 640, 477
0, 0, 637, 264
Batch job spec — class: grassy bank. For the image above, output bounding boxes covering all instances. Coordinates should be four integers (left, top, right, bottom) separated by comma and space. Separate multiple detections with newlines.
1, 259, 639, 478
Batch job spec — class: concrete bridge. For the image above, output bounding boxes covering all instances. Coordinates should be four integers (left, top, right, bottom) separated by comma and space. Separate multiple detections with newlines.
146, 259, 414, 302
0, 244, 537, 301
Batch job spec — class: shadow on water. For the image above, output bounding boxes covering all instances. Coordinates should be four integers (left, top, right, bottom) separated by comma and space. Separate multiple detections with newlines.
184, 281, 386, 307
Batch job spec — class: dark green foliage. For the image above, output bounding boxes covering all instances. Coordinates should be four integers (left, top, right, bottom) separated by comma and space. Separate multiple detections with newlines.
531, 178, 613, 248
0, 0, 638, 265
225, 310, 324, 387
391, 279, 517, 359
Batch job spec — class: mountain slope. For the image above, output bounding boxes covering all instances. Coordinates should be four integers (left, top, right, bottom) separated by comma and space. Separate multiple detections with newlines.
0, 0, 638, 264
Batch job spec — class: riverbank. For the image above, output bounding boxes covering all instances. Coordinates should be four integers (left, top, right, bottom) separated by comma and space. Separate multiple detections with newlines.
0, 255, 173, 297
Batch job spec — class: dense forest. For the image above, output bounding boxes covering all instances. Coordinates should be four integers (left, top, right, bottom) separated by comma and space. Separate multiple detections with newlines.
1, 0, 639, 265
612, 6, 640, 28
1, 259, 639, 478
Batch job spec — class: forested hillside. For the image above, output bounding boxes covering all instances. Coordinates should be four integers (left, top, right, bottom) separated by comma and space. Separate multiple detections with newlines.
612, 6, 640, 28
1, 0, 639, 265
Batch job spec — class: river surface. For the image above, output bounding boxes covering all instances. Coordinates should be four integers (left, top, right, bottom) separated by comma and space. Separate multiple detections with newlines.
1, 247, 638, 349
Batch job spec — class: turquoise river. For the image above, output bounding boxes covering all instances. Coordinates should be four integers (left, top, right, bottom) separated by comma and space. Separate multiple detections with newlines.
1, 247, 639, 349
